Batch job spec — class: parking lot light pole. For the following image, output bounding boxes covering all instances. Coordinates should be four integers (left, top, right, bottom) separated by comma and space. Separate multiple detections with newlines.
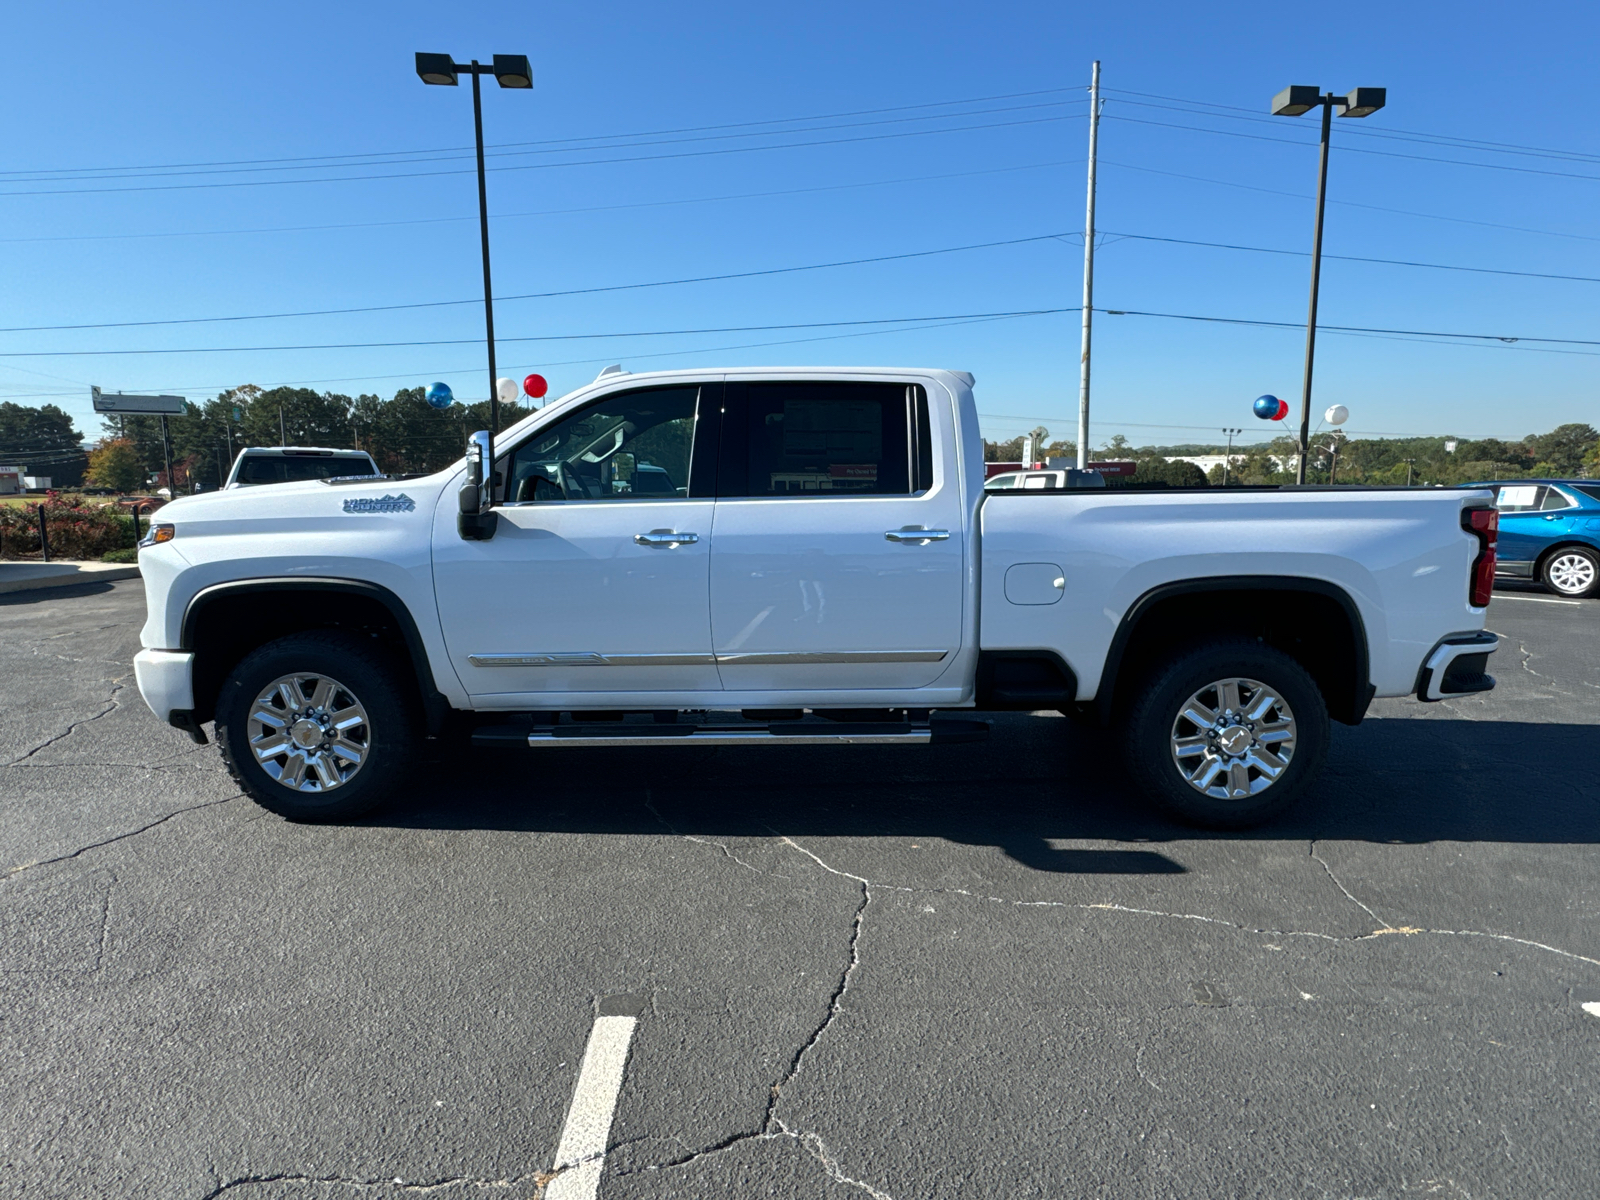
1271, 85, 1386, 485
416, 53, 533, 446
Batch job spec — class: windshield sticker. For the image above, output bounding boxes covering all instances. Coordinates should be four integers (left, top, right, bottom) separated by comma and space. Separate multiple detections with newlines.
343, 494, 416, 514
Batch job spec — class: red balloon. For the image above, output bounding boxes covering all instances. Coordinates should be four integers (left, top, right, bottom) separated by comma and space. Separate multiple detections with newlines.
1274, 399, 1290, 421
523, 373, 549, 399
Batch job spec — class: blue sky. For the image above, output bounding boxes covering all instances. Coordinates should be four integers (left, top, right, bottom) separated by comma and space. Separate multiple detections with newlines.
5, 0, 1598, 448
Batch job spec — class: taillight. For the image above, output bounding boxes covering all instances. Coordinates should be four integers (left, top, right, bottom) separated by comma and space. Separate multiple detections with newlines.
1462, 506, 1497, 607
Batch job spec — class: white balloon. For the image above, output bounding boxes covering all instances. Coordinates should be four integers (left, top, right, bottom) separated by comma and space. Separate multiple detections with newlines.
1325, 404, 1349, 426
496, 376, 519, 404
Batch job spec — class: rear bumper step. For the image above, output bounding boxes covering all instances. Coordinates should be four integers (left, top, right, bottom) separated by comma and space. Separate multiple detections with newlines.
472, 719, 988, 749
1416, 631, 1500, 701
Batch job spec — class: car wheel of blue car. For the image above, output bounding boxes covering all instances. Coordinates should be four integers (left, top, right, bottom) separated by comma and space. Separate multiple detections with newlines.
1542, 547, 1600, 598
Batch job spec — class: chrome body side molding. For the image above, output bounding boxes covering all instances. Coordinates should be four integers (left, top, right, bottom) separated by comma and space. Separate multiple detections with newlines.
468, 650, 950, 668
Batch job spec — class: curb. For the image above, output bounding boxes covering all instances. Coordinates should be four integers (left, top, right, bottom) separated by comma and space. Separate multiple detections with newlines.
0, 564, 142, 596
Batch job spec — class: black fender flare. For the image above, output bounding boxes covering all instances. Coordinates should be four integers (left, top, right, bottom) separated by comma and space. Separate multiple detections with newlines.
1096, 575, 1374, 725
181, 577, 452, 733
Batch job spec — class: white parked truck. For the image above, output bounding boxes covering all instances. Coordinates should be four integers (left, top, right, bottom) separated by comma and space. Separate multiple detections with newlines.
133, 367, 1501, 828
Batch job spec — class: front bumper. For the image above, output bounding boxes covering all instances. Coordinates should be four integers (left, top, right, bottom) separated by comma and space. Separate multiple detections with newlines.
1415, 631, 1499, 702
133, 648, 195, 723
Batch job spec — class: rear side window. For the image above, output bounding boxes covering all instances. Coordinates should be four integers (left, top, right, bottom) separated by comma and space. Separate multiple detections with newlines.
1493, 485, 1546, 513
235, 455, 375, 485
718, 381, 915, 498
1541, 487, 1574, 511
1573, 484, 1600, 503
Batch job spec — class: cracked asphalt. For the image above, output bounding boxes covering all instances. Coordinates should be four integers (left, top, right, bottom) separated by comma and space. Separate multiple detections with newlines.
3, 577, 1598, 1199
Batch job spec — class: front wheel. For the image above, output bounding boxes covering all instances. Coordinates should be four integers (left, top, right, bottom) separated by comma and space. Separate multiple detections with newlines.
1123, 640, 1329, 829
216, 632, 416, 822
1542, 547, 1600, 598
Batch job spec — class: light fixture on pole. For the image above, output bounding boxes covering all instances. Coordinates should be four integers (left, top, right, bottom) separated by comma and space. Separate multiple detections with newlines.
1271, 85, 1386, 485
417, 51, 534, 452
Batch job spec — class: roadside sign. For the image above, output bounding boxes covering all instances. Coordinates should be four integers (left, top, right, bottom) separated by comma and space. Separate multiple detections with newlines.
1085, 460, 1137, 477
91, 386, 186, 415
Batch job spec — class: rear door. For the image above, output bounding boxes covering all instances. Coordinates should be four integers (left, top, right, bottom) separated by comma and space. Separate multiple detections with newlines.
1493, 484, 1563, 570
707, 378, 965, 692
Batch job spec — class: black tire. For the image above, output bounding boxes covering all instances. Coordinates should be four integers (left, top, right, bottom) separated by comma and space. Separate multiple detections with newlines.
1540, 546, 1600, 599
216, 631, 417, 822
1122, 639, 1329, 829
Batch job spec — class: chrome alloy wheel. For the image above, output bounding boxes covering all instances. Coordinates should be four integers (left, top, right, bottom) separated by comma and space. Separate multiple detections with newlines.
1169, 677, 1297, 801
1547, 552, 1597, 596
247, 672, 371, 793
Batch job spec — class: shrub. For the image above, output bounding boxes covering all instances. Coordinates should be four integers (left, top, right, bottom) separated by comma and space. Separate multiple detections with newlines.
0, 496, 136, 559
101, 547, 139, 563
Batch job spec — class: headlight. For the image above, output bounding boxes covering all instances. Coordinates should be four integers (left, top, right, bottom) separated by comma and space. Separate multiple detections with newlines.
138, 523, 175, 549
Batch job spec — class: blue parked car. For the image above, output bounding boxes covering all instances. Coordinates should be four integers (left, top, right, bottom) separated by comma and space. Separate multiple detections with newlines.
1463, 479, 1600, 598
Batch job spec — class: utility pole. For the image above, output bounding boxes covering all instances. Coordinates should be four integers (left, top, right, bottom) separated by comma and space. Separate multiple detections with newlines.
159, 414, 176, 500
1222, 427, 1241, 485
279, 406, 287, 446
1076, 60, 1101, 471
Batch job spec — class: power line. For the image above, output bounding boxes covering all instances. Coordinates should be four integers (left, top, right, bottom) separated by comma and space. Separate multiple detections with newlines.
1098, 306, 1600, 348
1098, 158, 1600, 243
0, 87, 1081, 179
1102, 89, 1600, 167
14, 217, 1599, 339
1098, 230, 1600, 284
0, 112, 1077, 199
1102, 112, 1600, 185
0, 309, 1079, 358
0, 99, 1086, 188
0, 159, 1077, 245
0, 234, 1072, 333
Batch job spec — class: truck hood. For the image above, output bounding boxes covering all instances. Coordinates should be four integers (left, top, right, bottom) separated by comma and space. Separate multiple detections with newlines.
156, 469, 457, 534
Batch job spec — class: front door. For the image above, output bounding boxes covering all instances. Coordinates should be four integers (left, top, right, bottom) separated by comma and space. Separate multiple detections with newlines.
433, 382, 720, 702
707, 378, 965, 693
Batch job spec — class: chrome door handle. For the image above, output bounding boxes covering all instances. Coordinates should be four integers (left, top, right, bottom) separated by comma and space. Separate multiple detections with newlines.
634, 529, 699, 547
885, 528, 950, 544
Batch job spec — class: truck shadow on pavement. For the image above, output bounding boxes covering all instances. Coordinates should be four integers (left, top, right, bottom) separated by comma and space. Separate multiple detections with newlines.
368, 715, 1600, 874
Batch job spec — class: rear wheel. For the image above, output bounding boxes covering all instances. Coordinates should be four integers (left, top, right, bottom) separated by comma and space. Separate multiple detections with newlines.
1542, 547, 1600, 598
1123, 639, 1328, 829
216, 632, 416, 821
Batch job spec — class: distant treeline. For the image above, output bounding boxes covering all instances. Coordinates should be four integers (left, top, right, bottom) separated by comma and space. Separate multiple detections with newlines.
102, 385, 534, 489
983, 423, 1600, 486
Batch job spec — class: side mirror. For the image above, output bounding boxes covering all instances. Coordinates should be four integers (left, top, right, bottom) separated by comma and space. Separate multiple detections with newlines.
458, 429, 499, 541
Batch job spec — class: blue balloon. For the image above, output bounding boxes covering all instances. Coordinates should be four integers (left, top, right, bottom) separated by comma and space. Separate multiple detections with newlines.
425, 381, 454, 410
1252, 394, 1281, 420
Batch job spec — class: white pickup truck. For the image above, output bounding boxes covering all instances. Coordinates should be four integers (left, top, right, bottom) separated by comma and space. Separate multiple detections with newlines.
133, 367, 1500, 828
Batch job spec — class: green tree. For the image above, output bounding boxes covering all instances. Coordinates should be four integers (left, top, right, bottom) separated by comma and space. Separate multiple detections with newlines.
1523, 424, 1598, 475
0, 402, 85, 486
85, 438, 145, 492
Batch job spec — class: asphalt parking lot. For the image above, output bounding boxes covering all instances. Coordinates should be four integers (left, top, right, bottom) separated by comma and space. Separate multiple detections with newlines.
3, 577, 1598, 1200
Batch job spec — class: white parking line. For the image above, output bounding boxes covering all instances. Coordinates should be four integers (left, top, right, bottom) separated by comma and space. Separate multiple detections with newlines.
1495, 594, 1583, 606
546, 995, 645, 1200
1583, 1001, 1600, 1019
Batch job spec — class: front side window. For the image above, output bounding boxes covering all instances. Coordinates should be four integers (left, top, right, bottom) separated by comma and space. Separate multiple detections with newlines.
720, 381, 915, 498
503, 386, 700, 503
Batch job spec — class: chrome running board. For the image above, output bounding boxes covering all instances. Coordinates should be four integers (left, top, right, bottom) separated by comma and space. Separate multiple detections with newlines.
472, 719, 988, 749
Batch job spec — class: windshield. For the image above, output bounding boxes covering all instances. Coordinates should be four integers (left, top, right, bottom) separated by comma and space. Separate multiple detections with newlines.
234, 455, 377, 486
